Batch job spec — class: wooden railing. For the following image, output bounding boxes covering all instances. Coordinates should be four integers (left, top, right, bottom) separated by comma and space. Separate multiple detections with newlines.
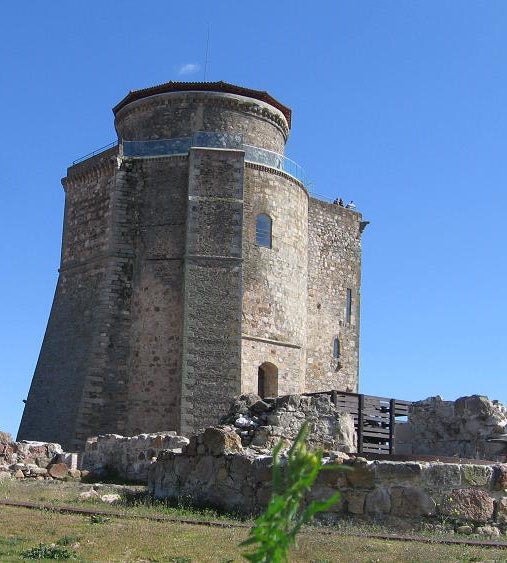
302, 390, 412, 455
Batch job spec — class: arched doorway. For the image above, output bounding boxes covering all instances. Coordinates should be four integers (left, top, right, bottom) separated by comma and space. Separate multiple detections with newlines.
257, 362, 278, 399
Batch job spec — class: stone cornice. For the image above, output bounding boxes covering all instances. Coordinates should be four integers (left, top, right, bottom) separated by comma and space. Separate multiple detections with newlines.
63, 156, 118, 190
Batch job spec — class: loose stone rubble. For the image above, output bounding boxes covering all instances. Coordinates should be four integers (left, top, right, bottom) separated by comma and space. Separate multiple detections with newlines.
220, 393, 356, 452
81, 431, 189, 482
0, 436, 78, 480
396, 395, 507, 460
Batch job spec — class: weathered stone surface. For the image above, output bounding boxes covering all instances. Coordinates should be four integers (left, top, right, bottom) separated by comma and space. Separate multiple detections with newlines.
496, 497, 507, 524
365, 488, 391, 515
148, 436, 507, 527
476, 525, 500, 537
345, 490, 366, 514
48, 463, 69, 480
347, 463, 375, 488
375, 461, 422, 483
390, 486, 436, 517
406, 395, 507, 460
440, 489, 495, 523
79, 489, 100, 501
461, 465, 493, 487
81, 432, 188, 482
492, 465, 507, 491
203, 427, 243, 456
422, 463, 462, 491
0, 471, 12, 481
221, 393, 357, 453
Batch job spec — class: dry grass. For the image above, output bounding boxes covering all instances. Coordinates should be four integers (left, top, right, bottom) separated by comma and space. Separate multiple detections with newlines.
1, 480, 507, 561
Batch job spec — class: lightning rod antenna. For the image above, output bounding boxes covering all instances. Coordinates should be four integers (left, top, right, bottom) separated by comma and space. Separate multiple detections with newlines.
204, 23, 211, 82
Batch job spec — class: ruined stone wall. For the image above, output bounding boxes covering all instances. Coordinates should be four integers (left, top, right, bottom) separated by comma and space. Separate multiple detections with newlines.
114, 91, 288, 153
396, 395, 507, 461
306, 199, 362, 393
81, 432, 189, 482
0, 436, 82, 481
241, 164, 308, 395
149, 429, 507, 530
180, 148, 244, 434
220, 392, 356, 452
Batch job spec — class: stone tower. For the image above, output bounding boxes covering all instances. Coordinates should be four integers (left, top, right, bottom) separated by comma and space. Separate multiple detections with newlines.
18, 81, 363, 450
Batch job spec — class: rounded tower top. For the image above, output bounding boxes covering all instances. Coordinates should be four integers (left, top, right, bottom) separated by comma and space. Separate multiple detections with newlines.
113, 81, 291, 153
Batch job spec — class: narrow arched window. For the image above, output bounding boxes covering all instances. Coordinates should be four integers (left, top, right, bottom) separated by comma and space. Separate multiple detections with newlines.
333, 337, 341, 359
255, 214, 272, 248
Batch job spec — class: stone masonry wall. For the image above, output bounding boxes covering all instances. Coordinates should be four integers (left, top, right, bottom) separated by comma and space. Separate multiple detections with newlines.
149, 427, 507, 530
18, 153, 120, 450
124, 156, 188, 435
241, 164, 308, 396
114, 91, 288, 153
306, 199, 362, 393
81, 432, 189, 482
396, 395, 507, 461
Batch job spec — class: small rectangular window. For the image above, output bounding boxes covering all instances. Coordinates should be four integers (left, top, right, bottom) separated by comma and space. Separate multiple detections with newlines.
255, 214, 272, 248
346, 288, 352, 323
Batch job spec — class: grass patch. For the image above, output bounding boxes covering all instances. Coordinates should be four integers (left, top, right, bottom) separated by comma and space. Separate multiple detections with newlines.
0, 504, 505, 562
2, 480, 507, 561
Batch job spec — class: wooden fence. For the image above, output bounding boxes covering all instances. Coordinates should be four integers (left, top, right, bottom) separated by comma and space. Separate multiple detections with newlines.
302, 391, 411, 455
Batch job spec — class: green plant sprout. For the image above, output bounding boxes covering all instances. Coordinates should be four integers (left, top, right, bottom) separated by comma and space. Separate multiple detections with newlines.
241, 422, 346, 562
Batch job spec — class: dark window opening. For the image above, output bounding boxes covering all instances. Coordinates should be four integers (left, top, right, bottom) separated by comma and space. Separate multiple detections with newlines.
333, 337, 341, 358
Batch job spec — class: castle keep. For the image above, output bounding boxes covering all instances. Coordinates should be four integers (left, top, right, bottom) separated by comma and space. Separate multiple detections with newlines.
18, 81, 364, 450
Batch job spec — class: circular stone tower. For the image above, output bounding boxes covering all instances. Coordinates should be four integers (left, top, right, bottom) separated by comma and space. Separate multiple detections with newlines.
18, 81, 361, 449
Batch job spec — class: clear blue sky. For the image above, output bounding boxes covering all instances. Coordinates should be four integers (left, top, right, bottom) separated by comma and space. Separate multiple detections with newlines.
1, 2, 506, 437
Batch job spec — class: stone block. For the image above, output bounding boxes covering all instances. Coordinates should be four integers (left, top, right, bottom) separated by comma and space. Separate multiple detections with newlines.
203, 427, 242, 456
306, 484, 343, 512
375, 461, 422, 484
496, 497, 507, 524
440, 488, 495, 523
461, 465, 493, 487
346, 463, 375, 488
48, 463, 69, 480
492, 465, 507, 491
422, 463, 461, 491
344, 490, 366, 514
390, 486, 436, 517
365, 487, 391, 515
